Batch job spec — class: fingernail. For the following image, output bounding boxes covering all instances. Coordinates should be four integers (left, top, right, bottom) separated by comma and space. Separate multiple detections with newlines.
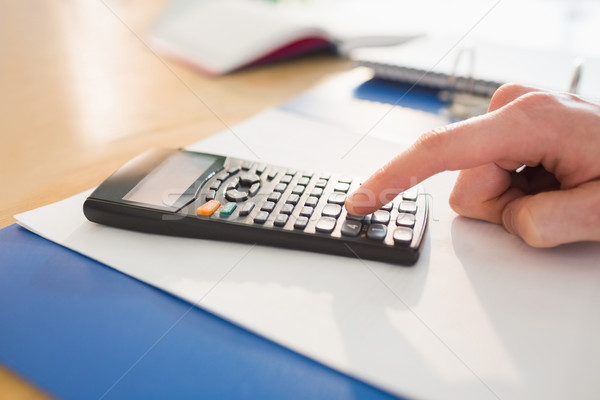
347, 190, 366, 203
503, 208, 516, 235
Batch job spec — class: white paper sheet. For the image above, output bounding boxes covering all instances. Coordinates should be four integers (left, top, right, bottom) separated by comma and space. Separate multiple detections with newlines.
16, 106, 600, 400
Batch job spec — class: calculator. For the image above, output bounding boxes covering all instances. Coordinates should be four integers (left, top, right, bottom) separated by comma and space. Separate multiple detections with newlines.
83, 148, 428, 265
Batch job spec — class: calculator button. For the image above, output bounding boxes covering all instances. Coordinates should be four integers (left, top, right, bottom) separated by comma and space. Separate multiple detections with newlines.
254, 211, 269, 224
267, 192, 282, 203
393, 227, 413, 244
322, 204, 342, 218
261, 201, 275, 212
319, 174, 331, 180
309, 188, 323, 197
327, 193, 346, 205
304, 196, 319, 207
279, 175, 293, 184
274, 183, 287, 192
315, 179, 327, 188
398, 201, 417, 214
219, 202, 237, 217
248, 182, 261, 197
197, 200, 220, 216
299, 206, 314, 217
298, 177, 310, 186
267, 170, 278, 180
367, 224, 387, 240
294, 216, 309, 230
225, 189, 248, 203
280, 203, 294, 215
402, 187, 418, 201
396, 213, 415, 227
239, 202, 255, 216
216, 172, 229, 181
205, 190, 216, 201
226, 178, 240, 191
209, 181, 221, 191
334, 182, 350, 193
346, 213, 364, 221
226, 166, 240, 175
241, 161, 254, 170
301, 171, 313, 178
273, 214, 289, 227
315, 217, 337, 233
256, 164, 266, 174
372, 210, 391, 225
291, 186, 305, 195
380, 202, 393, 212
341, 220, 362, 237
286, 169, 297, 176
239, 172, 260, 186
286, 194, 300, 205
338, 177, 352, 184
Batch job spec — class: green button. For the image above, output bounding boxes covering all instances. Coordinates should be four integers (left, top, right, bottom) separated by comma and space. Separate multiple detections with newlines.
219, 202, 237, 217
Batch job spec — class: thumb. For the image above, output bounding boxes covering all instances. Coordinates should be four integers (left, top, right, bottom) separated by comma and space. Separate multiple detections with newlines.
502, 181, 600, 247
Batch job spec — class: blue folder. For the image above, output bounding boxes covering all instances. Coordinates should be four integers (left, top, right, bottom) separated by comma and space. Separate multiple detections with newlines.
0, 224, 403, 400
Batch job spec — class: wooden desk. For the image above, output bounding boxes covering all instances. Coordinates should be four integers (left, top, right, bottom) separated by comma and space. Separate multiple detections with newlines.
0, 0, 350, 397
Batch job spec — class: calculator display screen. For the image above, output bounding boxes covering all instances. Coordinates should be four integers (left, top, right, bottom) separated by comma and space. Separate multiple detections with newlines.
123, 151, 219, 207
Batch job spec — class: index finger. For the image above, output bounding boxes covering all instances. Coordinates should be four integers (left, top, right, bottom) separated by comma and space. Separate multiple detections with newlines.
345, 92, 559, 215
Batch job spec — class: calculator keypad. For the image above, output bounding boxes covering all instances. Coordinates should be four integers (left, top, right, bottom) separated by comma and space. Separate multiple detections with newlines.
192, 156, 427, 263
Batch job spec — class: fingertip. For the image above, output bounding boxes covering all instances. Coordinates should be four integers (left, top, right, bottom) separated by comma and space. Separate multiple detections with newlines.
501, 207, 517, 236
344, 189, 378, 216
344, 192, 358, 215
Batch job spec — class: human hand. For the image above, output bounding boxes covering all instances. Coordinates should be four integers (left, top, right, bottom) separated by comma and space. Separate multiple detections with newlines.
345, 84, 600, 247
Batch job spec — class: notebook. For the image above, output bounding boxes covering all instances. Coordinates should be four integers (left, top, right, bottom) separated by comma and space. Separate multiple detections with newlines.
149, 0, 416, 75
351, 36, 600, 99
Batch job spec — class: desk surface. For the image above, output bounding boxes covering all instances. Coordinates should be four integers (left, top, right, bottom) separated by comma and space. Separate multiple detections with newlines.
0, 0, 351, 229
0, 0, 350, 396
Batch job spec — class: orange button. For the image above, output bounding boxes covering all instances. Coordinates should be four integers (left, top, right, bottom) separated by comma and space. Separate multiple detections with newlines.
197, 200, 221, 216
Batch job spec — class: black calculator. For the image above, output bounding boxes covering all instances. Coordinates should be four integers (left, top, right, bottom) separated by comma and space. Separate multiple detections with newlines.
83, 148, 428, 265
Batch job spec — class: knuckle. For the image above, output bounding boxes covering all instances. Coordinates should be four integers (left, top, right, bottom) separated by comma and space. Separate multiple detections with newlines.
507, 91, 577, 146
448, 183, 469, 216
448, 190, 462, 214
489, 83, 528, 111
511, 91, 563, 112
514, 204, 553, 248
496, 82, 527, 95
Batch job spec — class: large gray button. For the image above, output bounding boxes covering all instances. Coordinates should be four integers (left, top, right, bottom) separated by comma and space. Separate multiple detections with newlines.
398, 201, 417, 214
396, 213, 415, 227
327, 193, 346, 205
393, 227, 413, 244
315, 217, 337, 233
341, 220, 361, 237
372, 210, 391, 225
322, 204, 342, 218
367, 224, 387, 240
239, 172, 260, 186
225, 189, 248, 202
